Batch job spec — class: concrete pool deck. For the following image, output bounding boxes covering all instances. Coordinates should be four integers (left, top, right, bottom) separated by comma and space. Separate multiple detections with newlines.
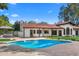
6, 37, 47, 41
0, 40, 79, 56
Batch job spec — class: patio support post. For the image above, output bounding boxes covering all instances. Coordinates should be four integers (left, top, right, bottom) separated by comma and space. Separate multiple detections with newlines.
57, 30, 59, 36
78, 30, 79, 35
42, 29, 44, 37
39, 28, 40, 37
65, 28, 66, 36
62, 29, 63, 36
72, 28, 73, 36
23, 28, 25, 38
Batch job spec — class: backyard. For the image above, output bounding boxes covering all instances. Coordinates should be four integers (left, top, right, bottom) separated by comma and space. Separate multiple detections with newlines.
0, 36, 79, 56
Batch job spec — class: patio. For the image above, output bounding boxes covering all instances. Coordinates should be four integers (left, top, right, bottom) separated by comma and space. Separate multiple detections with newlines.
0, 41, 79, 56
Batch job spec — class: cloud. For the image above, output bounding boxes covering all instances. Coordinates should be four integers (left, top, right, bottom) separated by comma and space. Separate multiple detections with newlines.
34, 18, 39, 22
10, 3, 16, 5
0, 10, 4, 12
48, 10, 53, 14
5, 13, 9, 16
10, 20, 15, 24
11, 14, 19, 17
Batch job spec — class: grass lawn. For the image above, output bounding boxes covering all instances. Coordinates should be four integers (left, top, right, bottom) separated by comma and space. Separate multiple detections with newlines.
0, 39, 14, 42
48, 36, 79, 41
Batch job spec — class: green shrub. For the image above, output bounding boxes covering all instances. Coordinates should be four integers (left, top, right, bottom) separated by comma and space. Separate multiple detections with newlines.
0, 30, 4, 34
48, 36, 79, 41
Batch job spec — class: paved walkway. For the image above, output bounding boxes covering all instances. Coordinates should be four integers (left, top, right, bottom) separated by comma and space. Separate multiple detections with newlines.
0, 41, 79, 56
37, 41, 79, 56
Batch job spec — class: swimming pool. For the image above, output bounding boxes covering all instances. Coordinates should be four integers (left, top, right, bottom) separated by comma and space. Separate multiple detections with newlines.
9, 39, 71, 49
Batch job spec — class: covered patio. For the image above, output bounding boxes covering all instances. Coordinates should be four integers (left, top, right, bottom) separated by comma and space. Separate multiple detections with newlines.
22, 24, 64, 37
0, 26, 13, 37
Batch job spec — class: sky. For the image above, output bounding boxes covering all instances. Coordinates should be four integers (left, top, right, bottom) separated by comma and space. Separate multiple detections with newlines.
0, 3, 66, 24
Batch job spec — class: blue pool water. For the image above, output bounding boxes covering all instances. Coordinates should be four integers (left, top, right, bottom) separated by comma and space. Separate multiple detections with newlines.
9, 39, 71, 49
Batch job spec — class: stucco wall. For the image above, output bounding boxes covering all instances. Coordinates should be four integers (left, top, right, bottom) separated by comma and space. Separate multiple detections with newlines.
59, 24, 76, 36
14, 31, 23, 37
24, 29, 30, 37
59, 24, 73, 29
27, 28, 52, 37
24, 28, 63, 37
14, 28, 64, 37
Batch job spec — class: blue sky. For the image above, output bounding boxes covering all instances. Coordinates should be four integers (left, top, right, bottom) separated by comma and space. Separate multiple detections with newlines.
0, 3, 66, 24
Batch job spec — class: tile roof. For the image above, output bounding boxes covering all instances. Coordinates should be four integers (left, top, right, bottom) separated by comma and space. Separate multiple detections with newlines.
56, 21, 75, 25
73, 26, 79, 29
23, 24, 63, 29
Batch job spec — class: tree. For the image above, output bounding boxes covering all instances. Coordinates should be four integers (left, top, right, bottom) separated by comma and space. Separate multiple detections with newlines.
58, 5, 70, 21
0, 3, 8, 10
13, 21, 20, 31
28, 21, 37, 24
0, 3, 11, 26
59, 3, 79, 25
0, 15, 9, 23
39, 21, 48, 24
0, 15, 12, 26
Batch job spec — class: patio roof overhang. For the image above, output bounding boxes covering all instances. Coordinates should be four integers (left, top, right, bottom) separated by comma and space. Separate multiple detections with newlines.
0, 26, 13, 30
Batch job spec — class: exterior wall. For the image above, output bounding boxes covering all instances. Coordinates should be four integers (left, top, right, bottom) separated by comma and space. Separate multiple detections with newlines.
42, 29, 51, 36
58, 24, 74, 36
14, 31, 23, 37
14, 29, 30, 37
13, 23, 24, 37
14, 23, 79, 37
24, 28, 30, 37
58, 24, 79, 36
73, 29, 79, 36
18, 31, 23, 37
72, 29, 76, 36
57, 29, 64, 36
28, 28, 52, 37
51, 29, 63, 36
13, 31, 18, 36
28, 28, 63, 37
13, 28, 63, 37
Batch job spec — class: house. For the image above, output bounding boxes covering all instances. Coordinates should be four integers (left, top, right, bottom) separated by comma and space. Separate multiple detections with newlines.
14, 21, 79, 37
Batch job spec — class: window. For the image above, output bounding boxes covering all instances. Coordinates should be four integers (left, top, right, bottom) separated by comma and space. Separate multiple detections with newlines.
52, 30, 57, 35
76, 30, 78, 35
66, 27, 70, 35
59, 30, 62, 36
71, 29, 72, 35
37, 30, 41, 34
44, 30, 49, 34
33, 30, 35, 34
64, 29, 65, 35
